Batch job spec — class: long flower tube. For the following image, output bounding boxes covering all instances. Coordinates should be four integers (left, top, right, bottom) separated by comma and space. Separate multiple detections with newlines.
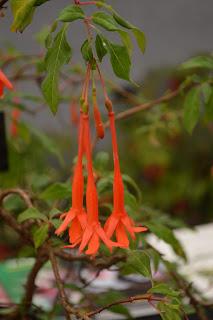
0, 69, 13, 97
79, 114, 120, 255
104, 111, 147, 247
55, 113, 86, 247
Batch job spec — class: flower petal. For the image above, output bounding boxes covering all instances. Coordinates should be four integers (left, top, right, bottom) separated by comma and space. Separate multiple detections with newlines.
85, 233, 100, 255
96, 226, 119, 251
79, 226, 93, 253
121, 216, 136, 239
55, 209, 76, 235
77, 209, 87, 229
116, 223, 129, 248
104, 214, 119, 238
69, 217, 82, 244
133, 226, 148, 233
0, 70, 13, 90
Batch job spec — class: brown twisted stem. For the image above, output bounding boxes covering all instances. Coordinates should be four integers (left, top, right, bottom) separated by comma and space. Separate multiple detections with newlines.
87, 293, 167, 317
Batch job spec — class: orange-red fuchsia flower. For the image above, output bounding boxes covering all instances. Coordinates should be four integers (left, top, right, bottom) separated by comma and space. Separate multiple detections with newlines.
0, 69, 13, 97
78, 114, 120, 255
55, 113, 86, 247
104, 111, 147, 247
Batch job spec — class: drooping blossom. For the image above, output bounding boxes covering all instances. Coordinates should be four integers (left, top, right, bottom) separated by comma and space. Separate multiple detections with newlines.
79, 114, 119, 255
104, 111, 147, 247
0, 69, 13, 98
55, 113, 86, 247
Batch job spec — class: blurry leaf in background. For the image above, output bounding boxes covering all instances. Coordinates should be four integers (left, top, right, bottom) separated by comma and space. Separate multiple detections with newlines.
125, 250, 152, 278
94, 152, 109, 172
18, 207, 47, 223
40, 182, 71, 201
10, 0, 36, 32
33, 223, 49, 248
183, 87, 200, 134
180, 55, 213, 70
157, 301, 182, 320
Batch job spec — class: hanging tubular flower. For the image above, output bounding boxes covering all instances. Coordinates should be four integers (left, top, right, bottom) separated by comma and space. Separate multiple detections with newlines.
104, 111, 147, 248
0, 69, 13, 98
55, 113, 86, 247
79, 114, 119, 255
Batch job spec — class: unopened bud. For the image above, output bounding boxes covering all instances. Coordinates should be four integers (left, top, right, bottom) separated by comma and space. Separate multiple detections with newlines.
94, 105, 105, 139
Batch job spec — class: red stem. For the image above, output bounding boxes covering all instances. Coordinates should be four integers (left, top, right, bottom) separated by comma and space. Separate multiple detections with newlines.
96, 64, 108, 101
109, 112, 120, 170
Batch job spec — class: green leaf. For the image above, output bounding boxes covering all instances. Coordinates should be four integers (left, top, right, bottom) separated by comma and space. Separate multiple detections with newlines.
122, 174, 142, 203
113, 13, 133, 29
33, 224, 49, 249
206, 90, 213, 120
183, 87, 200, 134
97, 176, 113, 194
18, 207, 47, 223
105, 39, 131, 81
118, 30, 133, 56
94, 151, 109, 171
58, 5, 85, 22
42, 24, 72, 114
42, 73, 59, 113
49, 208, 61, 218
149, 283, 180, 297
51, 219, 61, 229
126, 250, 152, 278
201, 82, 212, 104
157, 301, 182, 320
180, 55, 213, 70
40, 183, 71, 201
132, 28, 146, 54
92, 12, 119, 31
10, 0, 36, 32
147, 248, 161, 273
113, 13, 146, 53
95, 35, 107, 62
146, 222, 187, 260
81, 40, 93, 62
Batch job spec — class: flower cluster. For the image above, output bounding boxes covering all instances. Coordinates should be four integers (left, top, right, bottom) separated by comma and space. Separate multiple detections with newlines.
56, 63, 147, 256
